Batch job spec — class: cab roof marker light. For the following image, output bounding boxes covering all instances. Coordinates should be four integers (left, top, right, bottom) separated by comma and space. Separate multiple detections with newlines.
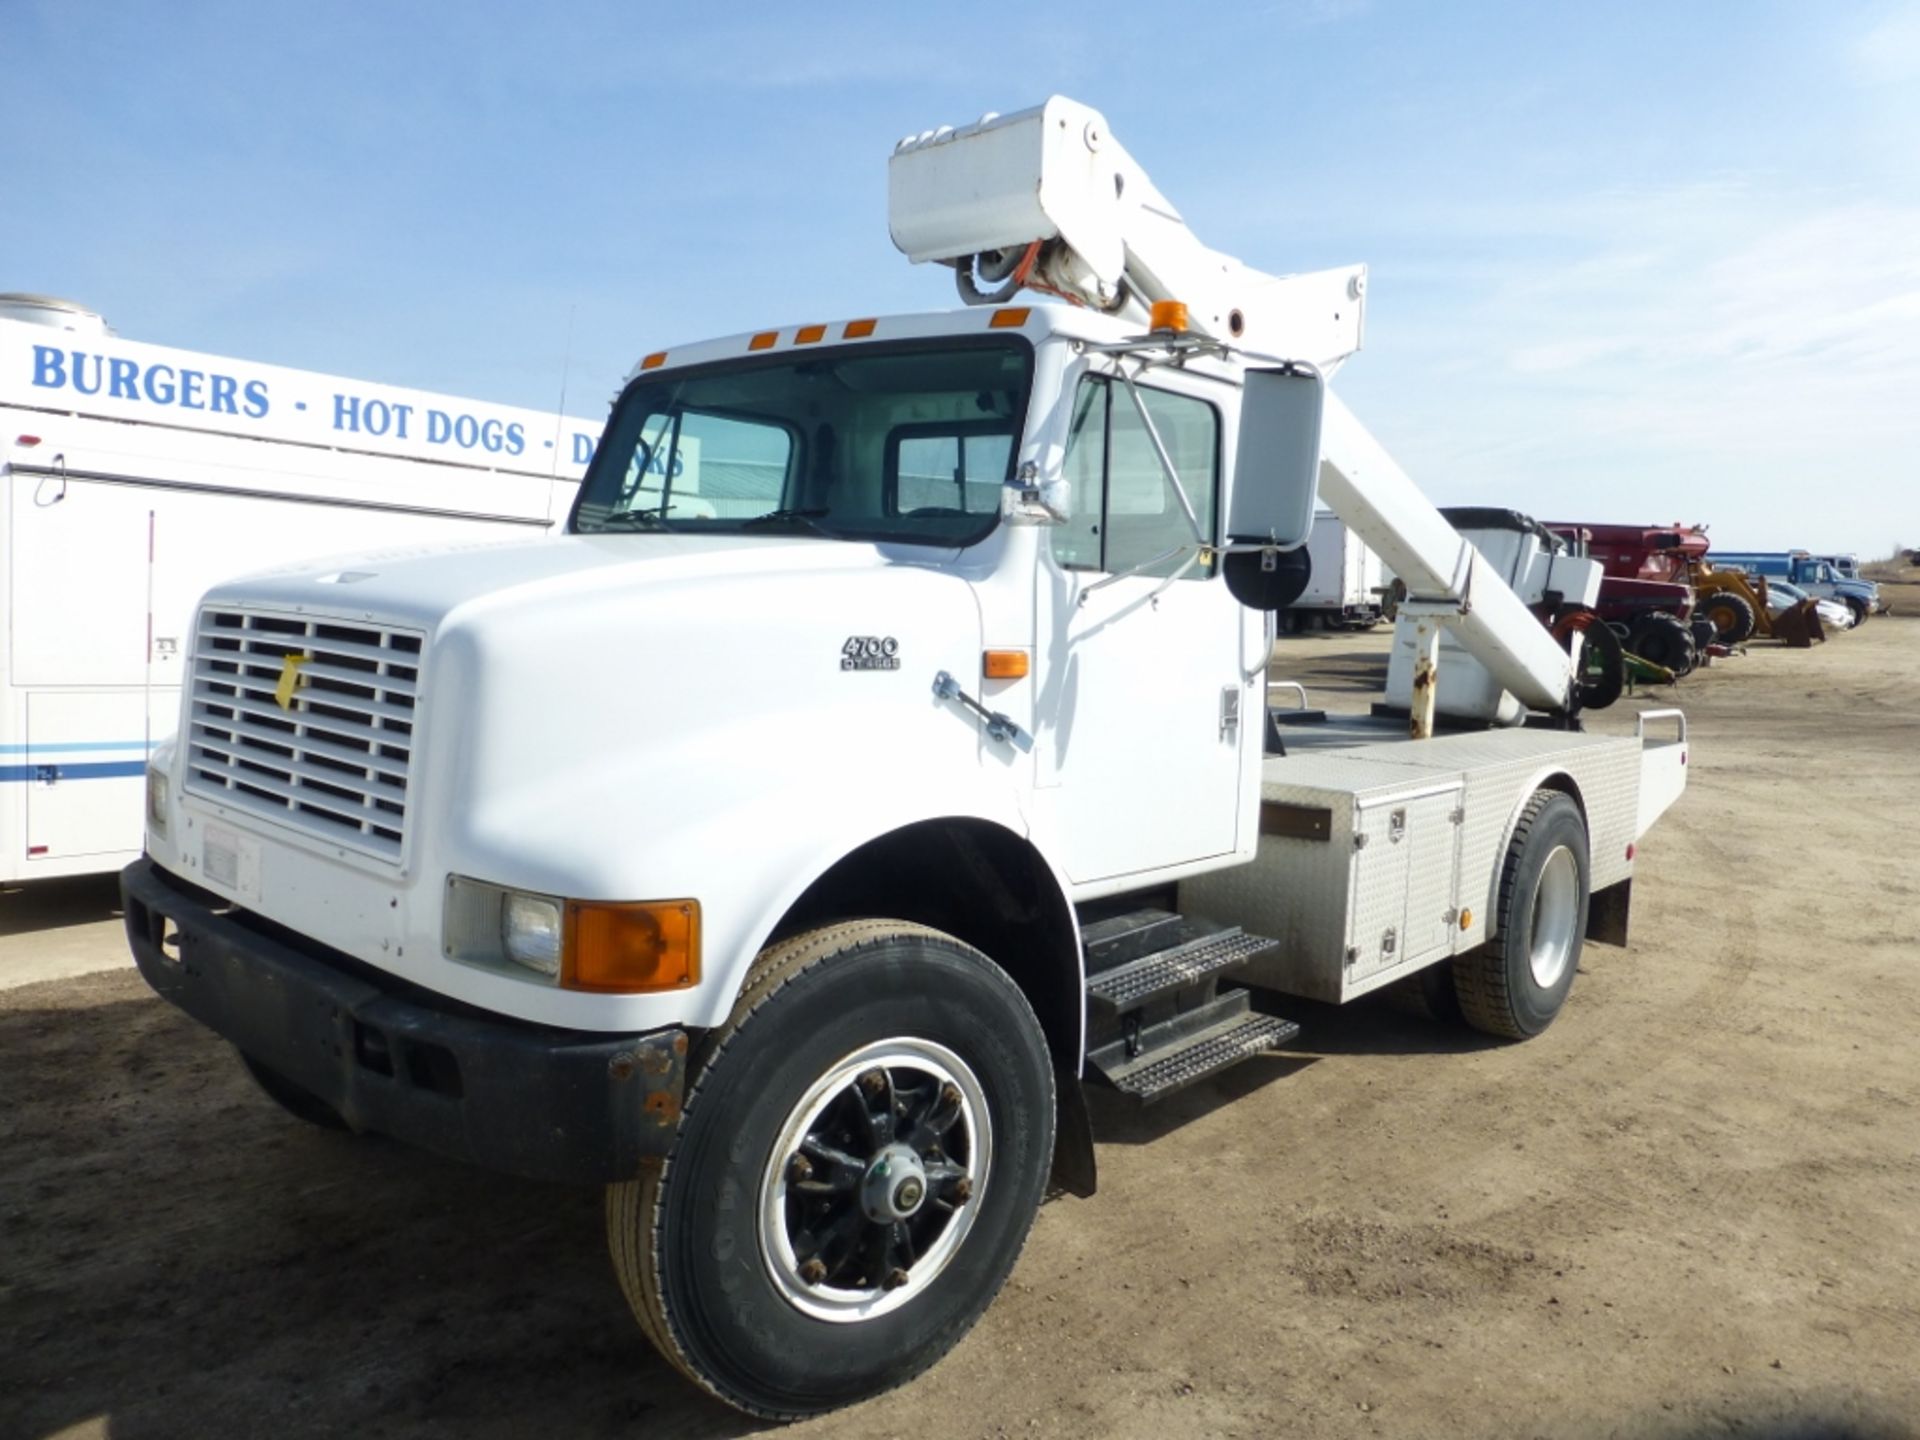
988, 308, 1031, 329
794, 324, 828, 345
843, 319, 878, 338
748, 331, 780, 351
641, 352, 668, 370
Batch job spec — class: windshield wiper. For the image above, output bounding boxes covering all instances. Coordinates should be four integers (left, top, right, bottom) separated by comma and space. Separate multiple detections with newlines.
740, 507, 832, 532
594, 508, 676, 529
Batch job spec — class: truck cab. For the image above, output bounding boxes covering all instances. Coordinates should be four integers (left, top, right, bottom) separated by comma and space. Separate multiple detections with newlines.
1710, 551, 1879, 623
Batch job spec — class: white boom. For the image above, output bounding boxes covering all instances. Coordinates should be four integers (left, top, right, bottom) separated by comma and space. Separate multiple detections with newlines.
890, 97, 1581, 717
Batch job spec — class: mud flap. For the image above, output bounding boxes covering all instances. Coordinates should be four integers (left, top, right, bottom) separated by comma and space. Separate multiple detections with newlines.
1587, 877, 1632, 947
1050, 1067, 1098, 1198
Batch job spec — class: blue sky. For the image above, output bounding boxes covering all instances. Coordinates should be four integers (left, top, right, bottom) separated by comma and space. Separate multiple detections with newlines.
6, 0, 1917, 555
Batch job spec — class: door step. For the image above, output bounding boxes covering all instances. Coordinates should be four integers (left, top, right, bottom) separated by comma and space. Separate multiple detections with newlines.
1079, 908, 1299, 1104
1087, 990, 1300, 1103
1087, 927, 1279, 1013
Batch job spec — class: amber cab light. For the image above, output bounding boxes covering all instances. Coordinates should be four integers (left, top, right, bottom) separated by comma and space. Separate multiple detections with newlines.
563, 899, 700, 993
1149, 300, 1190, 334
983, 649, 1030, 679
988, 307, 1031, 329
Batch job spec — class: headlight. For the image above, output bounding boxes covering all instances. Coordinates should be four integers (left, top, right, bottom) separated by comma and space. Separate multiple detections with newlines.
444, 875, 699, 992
501, 892, 563, 976
145, 738, 176, 837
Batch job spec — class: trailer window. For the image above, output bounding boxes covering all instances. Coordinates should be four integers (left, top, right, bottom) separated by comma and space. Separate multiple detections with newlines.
573, 339, 1032, 547
1051, 376, 1219, 580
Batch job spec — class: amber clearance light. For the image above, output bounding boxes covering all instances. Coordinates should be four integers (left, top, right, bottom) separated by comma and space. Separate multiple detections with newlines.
562, 899, 700, 993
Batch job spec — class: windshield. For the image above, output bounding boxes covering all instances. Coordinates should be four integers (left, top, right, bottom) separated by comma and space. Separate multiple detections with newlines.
572, 338, 1033, 546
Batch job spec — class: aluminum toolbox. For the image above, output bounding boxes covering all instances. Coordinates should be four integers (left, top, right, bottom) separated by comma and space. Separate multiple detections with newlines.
1181, 724, 1645, 1004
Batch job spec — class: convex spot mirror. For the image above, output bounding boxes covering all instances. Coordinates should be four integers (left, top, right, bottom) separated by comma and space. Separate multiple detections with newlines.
1224, 363, 1325, 610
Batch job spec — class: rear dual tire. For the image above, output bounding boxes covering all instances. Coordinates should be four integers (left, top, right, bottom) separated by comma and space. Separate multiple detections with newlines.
1454, 791, 1591, 1040
608, 921, 1054, 1420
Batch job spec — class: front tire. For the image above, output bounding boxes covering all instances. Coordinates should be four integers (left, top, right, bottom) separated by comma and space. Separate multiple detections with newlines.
1454, 791, 1591, 1039
1702, 592, 1756, 644
608, 920, 1054, 1419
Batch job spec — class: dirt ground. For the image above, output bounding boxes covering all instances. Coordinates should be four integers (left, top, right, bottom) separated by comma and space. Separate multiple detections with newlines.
5, 582, 1919, 1440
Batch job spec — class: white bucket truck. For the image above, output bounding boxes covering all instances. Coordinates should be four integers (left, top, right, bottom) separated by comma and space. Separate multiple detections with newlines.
124, 100, 1688, 1418
0, 294, 603, 880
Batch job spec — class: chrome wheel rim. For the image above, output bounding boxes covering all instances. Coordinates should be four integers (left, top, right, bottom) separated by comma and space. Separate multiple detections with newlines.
1528, 846, 1580, 990
758, 1037, 991, 1323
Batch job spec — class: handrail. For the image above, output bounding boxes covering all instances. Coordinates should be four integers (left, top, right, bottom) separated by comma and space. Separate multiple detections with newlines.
1267, 680, 1311, 712
1635, 708, 1687, 745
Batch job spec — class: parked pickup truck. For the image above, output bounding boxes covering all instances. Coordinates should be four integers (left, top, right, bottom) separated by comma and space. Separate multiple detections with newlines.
1710, 551, 1882, 624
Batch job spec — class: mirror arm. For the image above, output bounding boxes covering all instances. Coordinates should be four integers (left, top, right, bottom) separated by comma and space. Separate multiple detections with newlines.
1077, 544, 1202, 603
1118, 366, 1208, 550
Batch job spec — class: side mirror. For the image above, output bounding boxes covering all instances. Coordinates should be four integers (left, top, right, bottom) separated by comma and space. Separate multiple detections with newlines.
1223, 363, 1325, 610
1000, 460, 1070, 527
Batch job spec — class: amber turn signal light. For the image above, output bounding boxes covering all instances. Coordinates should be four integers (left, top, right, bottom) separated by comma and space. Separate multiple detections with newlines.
983, 649, 1030, 679
563, 899, 700, 993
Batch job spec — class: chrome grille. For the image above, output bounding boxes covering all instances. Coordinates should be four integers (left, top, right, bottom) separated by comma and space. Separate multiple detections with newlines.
184, 607, 424, 860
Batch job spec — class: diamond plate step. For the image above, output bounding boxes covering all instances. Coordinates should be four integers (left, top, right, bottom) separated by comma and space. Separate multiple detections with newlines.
1086, 928, 1280, 1012
1104, 1011, 1301, 1104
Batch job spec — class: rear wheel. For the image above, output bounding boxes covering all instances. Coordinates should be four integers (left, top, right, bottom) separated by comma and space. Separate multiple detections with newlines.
1702, 592, 1756, 644
1454, 791, 1591, 1040
608, 920, 1054, 1419
1628, 612, 1696, 676
1844, 596, 1869, 626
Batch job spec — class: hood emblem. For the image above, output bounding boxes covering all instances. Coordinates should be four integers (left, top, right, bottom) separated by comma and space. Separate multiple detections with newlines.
275, 653, 311, 711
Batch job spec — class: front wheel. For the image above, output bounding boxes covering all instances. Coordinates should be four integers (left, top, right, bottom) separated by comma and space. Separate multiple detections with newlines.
608, 921, 1054, 1419
1844, 596, 1869, 627
1702, 591, 1757, 644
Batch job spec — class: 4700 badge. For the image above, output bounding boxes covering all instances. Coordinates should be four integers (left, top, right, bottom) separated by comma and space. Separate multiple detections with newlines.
841, 636, 900, 671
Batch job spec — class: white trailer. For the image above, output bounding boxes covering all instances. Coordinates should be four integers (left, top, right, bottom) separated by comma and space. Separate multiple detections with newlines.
1283, 508, 1387, 629
122, 99, 1687, 1418
0, 297, 603, 880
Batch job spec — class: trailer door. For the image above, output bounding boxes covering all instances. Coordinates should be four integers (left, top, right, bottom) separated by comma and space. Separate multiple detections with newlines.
22, 691, 148, 863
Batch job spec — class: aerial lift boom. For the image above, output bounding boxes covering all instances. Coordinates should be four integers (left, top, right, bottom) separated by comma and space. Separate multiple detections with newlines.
890, 97, 1584, 721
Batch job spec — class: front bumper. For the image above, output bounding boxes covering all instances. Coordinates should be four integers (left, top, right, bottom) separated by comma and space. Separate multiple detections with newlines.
121, 858, 688, 1184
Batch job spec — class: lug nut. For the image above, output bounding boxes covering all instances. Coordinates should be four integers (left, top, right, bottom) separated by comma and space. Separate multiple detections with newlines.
940, 1082, 963, 1108
952, 1176, 973, 1204
860, 1069, 888, 1096
788, 1154, 813, 1183
883, 1267, 911, 1291
798, 1258, 827, 1285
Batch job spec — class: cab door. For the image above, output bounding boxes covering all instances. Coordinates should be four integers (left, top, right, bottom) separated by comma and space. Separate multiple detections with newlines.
1031, 370, 1252, 885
